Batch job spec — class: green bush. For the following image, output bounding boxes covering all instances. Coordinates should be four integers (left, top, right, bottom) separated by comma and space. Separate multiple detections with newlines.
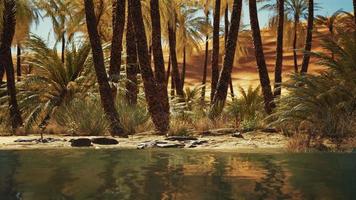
54, 96, 110, 136
271, 31, 356, 144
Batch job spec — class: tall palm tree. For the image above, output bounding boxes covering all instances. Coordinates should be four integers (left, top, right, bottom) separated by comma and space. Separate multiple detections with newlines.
224, 2, 235, 98
84, 0, 126, 137
249, 0, 275, 114
0, 0, 23, 130
300, 0, 314, 73
125, 3, 138, 105
150, 0, 170, 117
129, 0, 170, 134
35, 0, 73, 63
210, 0, 242, 115
200, 0, 212, 103
168, 17, 184, 97
286, 0, 308, 73
109, 0, 126, 98
274, 0, 284, 97
211, 0, 221, 101
14, 0, 38, 81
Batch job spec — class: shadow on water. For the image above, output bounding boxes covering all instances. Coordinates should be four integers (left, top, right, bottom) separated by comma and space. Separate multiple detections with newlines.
0, 149, 356, 200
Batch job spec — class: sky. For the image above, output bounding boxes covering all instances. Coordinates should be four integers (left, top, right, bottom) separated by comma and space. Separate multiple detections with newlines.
30, 0, 353, 48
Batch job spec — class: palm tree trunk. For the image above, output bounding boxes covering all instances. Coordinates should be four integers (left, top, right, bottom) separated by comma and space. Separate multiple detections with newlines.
0, 0, 23, 130
16, 44, 21, 81
168, 22, 184, 97
150, 0, 170, 118
353, 0, 356, 25
211, 0, 242, 115
0, 64, 4, 86
300, 0, 314, 74
129, 0, 169, 134
166, 55, 171, 85
274, 0, 284, 97
293, 15, 299, 73
201, 35, 209, 103
201, 10, 210, 103
84, 0, 126, 137
182, 47, 186, 86
225, 3, 235, 98
249, 0, 275, 114
110, 0, 126, 98
126, 6, 138, 105
61, 33, 65, 63
211, 0, 221, 101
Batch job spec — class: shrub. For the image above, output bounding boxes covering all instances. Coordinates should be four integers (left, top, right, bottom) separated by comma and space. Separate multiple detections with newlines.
271, 31, 356, 145
54, 96, 110, 136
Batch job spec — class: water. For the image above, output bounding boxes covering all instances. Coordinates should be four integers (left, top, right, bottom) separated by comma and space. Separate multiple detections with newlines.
0, 149, 355, 200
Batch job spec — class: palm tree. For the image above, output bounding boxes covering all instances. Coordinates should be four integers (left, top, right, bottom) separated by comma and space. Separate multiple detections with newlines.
150, 0, 170, 118
125, 4, 139, 105
17, 35, 93, 130
109, 0, 126, 98
211, 0, 221, 101
315, 10, 341, 60
13, 0, 38, 81
168, 17, 184, 97
34, 0, 74, 63
210, 0, 242, 115
224, 2, 235, 98
249, 0, 275, 114
129, 0, 170, 134
274, 0, 284, 97
300, 0, 314, 73
0, 0, 23, 130
84, 0, 126, 137
199, 0, 212, 103
176, 5, 204, 87
286, 0, 308, 73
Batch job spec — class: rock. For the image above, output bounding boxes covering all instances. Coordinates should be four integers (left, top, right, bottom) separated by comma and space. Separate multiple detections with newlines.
14, 139, 37, 143
156, 143, 185, 148
70, 138, 92, 147
166, 136, 198, 141
91, 138, 119, 145
232, 132, 244, 139
185, 140, 208, 148
137, 140, 167, 149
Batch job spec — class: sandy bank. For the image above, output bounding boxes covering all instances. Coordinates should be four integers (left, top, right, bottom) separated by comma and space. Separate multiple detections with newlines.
0, 131, 288, 151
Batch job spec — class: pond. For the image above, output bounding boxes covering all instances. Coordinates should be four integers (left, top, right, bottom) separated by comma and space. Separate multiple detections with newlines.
0, 149, 355, 200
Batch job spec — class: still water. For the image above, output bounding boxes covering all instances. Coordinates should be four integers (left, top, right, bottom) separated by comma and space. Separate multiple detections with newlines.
0, 149, 355, 200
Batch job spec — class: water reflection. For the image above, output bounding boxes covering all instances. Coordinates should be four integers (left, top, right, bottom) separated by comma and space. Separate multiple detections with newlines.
0, 150, 355, 200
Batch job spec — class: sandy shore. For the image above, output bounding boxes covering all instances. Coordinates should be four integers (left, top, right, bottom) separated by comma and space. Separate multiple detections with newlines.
0, 131, 289, 151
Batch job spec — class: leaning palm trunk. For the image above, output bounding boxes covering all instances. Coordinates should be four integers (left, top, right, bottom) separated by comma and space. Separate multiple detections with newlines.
0, 0, 23, 130
109, 0, 126, 98
224, 3, 235, 98
84, 0, 126, 137
211, 0, 221, 102
274, 0, 284, 97
293, 15, 299, 73
16, 44, 21, 81
129, 0, 169, 134
210, 0, 242, 116
0, 65, 4, 86
150, 0, 170, 117
168, 22, 184, 97
300, 0, 314, 74
201, 35, 209, 103
249, 0, 275, 114
125, 7, 138, 105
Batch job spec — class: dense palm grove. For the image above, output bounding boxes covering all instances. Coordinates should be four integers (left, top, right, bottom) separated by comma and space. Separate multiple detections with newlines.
0, 0, 355, 149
